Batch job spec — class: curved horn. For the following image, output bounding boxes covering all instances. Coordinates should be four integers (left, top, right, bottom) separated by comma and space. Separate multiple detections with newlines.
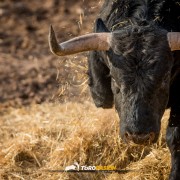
167, 32, 180, 51
49, 25, 112, 56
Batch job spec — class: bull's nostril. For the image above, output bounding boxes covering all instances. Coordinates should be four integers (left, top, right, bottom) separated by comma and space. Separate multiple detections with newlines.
124, 132, 132, 141
125, 132, 129, 138
125, 132, 131, 138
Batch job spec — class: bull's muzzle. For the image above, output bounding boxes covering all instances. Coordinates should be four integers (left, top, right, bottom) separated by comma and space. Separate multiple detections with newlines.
124, 131, 156, 145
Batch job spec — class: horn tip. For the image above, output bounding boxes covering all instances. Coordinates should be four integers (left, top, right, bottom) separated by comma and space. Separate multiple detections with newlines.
49, 25, 55, 39
49, 25, 60, 56
49, 25, 54, 33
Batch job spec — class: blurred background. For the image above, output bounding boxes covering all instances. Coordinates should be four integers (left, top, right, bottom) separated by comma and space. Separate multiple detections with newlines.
0, 0, 102, 107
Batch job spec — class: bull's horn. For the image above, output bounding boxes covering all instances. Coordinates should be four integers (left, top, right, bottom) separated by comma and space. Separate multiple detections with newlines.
167, 32, 180, 51
49, 25, 112, 56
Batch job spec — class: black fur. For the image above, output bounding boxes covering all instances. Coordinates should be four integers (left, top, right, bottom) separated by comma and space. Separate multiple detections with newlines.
88, 0, 180, 179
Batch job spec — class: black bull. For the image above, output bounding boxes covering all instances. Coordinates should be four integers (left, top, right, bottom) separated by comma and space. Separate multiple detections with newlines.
49, 0, 180, 179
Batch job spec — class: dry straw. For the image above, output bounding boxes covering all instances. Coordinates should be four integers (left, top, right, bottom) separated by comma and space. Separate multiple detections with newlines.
0, 102, 171, 179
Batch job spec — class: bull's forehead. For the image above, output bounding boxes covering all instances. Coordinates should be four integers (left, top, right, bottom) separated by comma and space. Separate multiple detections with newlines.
109, 50, 171, 83
106, 25, 173, 82
107, 46, 172, 92
111, 31, 166, 53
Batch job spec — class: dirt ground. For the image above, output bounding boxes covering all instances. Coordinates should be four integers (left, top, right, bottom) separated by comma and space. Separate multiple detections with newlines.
0, 0, 102, 107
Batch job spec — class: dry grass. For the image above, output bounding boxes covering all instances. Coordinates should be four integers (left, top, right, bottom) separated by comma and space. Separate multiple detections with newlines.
0, 102, 171, 180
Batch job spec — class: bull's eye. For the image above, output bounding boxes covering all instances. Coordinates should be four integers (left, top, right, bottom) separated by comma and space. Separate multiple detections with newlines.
115, 87, 120, 94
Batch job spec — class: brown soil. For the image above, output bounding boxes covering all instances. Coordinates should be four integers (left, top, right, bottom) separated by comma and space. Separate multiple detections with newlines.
0, 0, 102, 107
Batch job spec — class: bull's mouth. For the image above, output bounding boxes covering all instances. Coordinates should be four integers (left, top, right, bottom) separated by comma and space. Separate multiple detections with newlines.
123, 132, 158, 145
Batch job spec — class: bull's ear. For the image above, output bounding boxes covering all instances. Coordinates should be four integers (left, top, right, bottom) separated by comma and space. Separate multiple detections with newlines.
95, 18, 109, 33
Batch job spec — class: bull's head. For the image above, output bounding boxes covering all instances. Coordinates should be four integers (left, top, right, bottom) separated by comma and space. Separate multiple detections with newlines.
49, 19, 180, 145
